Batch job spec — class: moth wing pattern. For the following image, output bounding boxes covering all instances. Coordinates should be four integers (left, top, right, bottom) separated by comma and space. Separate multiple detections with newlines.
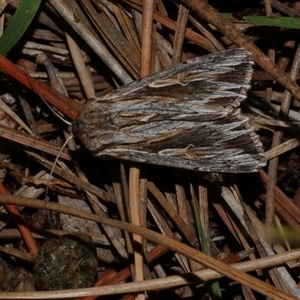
73, 48, 266, 173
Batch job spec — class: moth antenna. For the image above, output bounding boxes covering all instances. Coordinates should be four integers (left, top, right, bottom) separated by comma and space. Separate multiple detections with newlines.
44, 134, 74, 212
23, 67, 72, 126
40, 97, 72, 126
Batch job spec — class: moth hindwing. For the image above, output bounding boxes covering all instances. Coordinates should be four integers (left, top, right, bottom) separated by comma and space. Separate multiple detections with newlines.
73, 48, 266, 173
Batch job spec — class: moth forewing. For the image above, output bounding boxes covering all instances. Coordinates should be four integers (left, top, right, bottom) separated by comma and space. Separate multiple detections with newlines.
73, 49, 266, 173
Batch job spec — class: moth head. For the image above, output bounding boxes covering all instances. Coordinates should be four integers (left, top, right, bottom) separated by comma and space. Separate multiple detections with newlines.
72, 117, 86, 140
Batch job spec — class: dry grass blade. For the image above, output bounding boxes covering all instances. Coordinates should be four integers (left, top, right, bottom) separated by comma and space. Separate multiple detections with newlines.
81, 0, 141, 78
148, 181, 197, 246
171, 4, 189, 65
0, 126, 73, 160
123, 0, 217, 52
265, 136, 300, 160
49, 0, 132, 84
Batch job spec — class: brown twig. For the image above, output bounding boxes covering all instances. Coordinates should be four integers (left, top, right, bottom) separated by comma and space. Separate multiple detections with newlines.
0, 55, 81, 120
0, 183, 38, 255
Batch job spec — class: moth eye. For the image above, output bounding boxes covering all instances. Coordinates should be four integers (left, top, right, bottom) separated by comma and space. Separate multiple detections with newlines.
67, 125, 73, 134
72, 119, 88, 139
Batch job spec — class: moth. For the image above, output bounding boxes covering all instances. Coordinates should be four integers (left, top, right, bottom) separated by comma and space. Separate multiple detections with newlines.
73, 49, 266, 173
